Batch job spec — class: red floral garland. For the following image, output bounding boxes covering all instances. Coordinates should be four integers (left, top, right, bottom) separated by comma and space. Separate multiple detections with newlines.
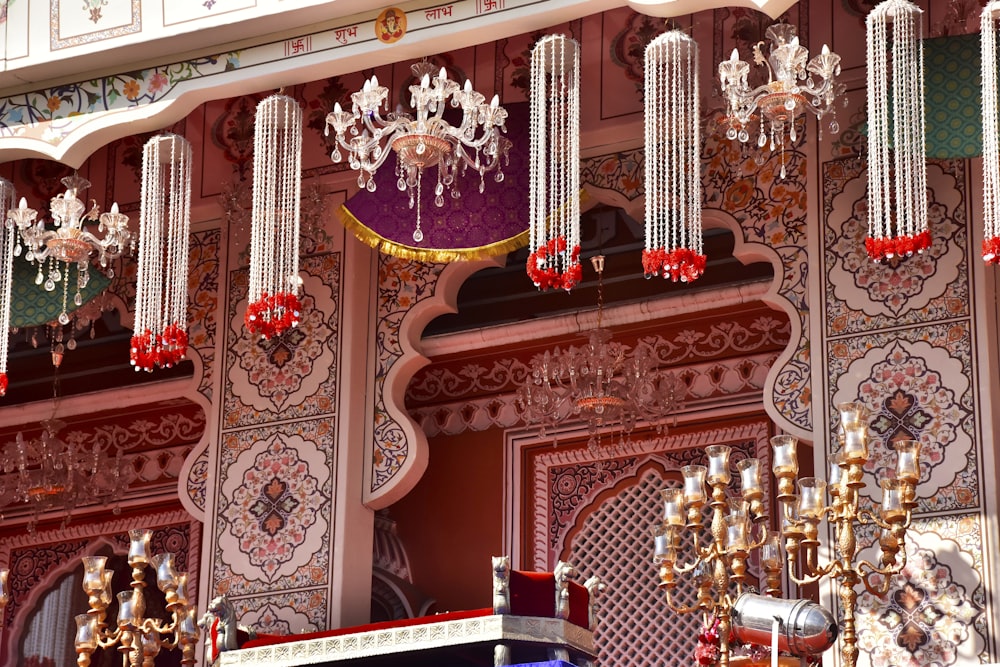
130, 323, 189, 372
0, 372, 7, 397
245, 291, 302, 340
642, 247, 707, 283
983, 236, 1000, 264
527, 237, 582, 291
864, 230, 931, 262
695, 616, 720, 666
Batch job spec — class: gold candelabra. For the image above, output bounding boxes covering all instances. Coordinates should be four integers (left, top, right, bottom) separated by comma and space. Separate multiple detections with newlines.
652, 445, 777, 667
771, 402, 920, 667
74, 528, 199, 667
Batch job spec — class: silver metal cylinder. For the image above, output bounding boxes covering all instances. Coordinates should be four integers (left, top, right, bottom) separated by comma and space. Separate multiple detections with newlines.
730, 592, 838, 657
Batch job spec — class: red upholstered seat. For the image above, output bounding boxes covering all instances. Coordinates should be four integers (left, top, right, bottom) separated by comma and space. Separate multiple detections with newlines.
507, 570, 589, 630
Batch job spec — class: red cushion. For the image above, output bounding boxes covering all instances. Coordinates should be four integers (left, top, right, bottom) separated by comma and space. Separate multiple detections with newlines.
508, 570, 556, 618
241, 607, 493, 649
566, 581, 590, 629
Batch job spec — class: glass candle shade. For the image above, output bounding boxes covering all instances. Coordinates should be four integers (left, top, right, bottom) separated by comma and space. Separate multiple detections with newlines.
727, 498, 748, 524
652, 525, 675, 564
178, 607, 199, 641
151, 553, 179, 592
737, 458, 763, 499
828, 453, 844, 491
842, 423, 868, 461
82, 557, 108, 596
838, 402, 870, 429
780, 495, 802, 534
175, 573, 190, 606
681, 465, 707, 506
895, 440, 921, 483
661, 488, 685, 526
880, 478, 907, 523
725, 514, 748, 552
117, 591, 140, 629
128, 529, 153, 565
0, 569, 8, 607
761, 531, 782, 569
74, 613, 98, 651
770, 435, 799, 476
705, 445, 732, 485
797, 477, 827, 519
141, 631, 162, 659
100, 570, 114, 607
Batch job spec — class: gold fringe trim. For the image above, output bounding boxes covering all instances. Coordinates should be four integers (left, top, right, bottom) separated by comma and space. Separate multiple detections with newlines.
338, 203, 529, 263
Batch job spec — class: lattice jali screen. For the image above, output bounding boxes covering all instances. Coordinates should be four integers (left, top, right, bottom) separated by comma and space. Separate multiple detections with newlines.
568, 469, 712, 667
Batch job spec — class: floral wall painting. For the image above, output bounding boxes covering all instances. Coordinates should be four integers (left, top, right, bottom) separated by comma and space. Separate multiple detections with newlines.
50, 0, 140, 48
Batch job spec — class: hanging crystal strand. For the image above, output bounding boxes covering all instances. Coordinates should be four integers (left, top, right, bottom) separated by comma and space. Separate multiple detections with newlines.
982, 2, 1000, 262
643, 31, 705, 284
865, 0, 928, 262
527, 34, 581, 291
133, 134, 192, 371
247, 94, 303, 340
0, 177, 16, 397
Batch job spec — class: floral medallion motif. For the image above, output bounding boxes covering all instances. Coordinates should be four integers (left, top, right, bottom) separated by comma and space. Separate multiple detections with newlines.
825, 159, 967, 330
186, 447, 209, 511
857, 533, 984, 667
219, 432, 330, 583
232, 589, 328, 632
835, 337, 973, 510
226, 253, 340, 426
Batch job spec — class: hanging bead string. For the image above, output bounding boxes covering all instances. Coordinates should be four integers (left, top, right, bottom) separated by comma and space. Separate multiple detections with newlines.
527, 34, 582, 291
983, 2, 1000, 263
246, 94, 303, 340
643, 31, 705, 284
132, 134, 193, 371
865, 0, 929, 262
0, 178, 15, 396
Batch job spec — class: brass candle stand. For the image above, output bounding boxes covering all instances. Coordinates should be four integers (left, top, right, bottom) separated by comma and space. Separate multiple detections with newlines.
652, 445, 779, 667
74, 528, 199, 667
771, 402, 920, 667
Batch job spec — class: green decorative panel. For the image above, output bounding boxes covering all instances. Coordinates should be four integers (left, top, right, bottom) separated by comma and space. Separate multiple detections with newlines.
924, 33, 982, 159
9, 257, 112, 328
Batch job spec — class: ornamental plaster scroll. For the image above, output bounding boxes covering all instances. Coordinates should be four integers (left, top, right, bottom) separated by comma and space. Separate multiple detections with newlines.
411, 351, 779, 437
365, 255, 502, 508
580, 141, 811, 439
514, 420, 772, 571
855, 524, 986, 667
0, 0, 798, 167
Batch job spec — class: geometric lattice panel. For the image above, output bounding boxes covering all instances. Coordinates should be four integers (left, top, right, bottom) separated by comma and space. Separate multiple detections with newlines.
568, 470, 705, 667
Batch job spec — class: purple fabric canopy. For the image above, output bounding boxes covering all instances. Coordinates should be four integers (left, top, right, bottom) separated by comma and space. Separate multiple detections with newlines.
339, 102, 529, 262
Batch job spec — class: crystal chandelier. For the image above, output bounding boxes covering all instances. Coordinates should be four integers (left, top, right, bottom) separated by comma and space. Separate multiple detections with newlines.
0, 415, 131, 532
325, 60, 510, 245
865, 0, 928, 262
527, 34, 582, 291
718, 23, 844, 178
0, 177, 16, 397
644, 30, 705, 284
7, 174, 131, 324
982, 1, 1000, 263
132, 134, 192, 371
516, 256, 686, 446
74, 528, 199, 667
246, 94, 303, 341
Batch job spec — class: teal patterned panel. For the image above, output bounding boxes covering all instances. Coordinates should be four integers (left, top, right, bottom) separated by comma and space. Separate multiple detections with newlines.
9, 256, 111, 328
924, 33, 982, 159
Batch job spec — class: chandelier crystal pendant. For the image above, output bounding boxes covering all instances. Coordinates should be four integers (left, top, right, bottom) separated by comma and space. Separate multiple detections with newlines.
527, 34, 582, 291
0, 177, 16, 397
644, 30, 705, 283
325, 60, 510, 245
7, 174, 131, 324
132, 134, 193, 372
865, 0, 928, 262
718, 23, 844, 179
247, 94, 303, 341
982, 1, 1000, 263
516, 256, 686, 447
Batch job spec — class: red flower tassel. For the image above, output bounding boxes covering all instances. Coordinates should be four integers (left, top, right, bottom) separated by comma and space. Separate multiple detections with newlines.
0, 372, 7, 397
130, 323, 190, 372
642, 247, 707, 283
865, 230, 932, 262
983, 236, 1000, 264
527, 237, 582, 292
245, 291, 302, 340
